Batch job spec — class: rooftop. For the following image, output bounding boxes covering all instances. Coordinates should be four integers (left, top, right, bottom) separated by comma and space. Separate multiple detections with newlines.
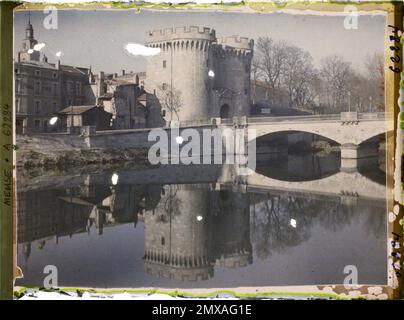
58, 105, 103, 115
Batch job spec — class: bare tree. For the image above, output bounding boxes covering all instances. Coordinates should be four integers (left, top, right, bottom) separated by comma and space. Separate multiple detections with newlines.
255, 37, 288, 107
320, 55, 353, 112
156, 84, 183, 121
364, 51, 385, 111
250, 57, 262, 104
282, 46, 318, 109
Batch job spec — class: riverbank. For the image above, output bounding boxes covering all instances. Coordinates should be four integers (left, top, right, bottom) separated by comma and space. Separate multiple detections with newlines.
16, 134, 149, 169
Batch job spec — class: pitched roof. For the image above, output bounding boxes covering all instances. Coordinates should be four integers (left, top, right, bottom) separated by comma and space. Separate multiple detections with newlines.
60, 64, 89, 75
58, 105, 101, 115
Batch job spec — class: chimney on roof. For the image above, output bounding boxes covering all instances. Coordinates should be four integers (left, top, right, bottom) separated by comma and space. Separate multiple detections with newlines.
122, 69, 126, 76
114, 73, 118, 79
56, 60, 60, 70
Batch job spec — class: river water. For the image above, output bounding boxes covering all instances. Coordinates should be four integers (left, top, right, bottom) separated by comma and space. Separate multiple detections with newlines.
16, 151, 387, 288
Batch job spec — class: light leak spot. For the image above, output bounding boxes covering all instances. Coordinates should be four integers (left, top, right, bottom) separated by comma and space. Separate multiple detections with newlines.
175, 136, 184, 145
290, 218, 297, 228
196, 215, 203, 222
33, 43, 46, 51
49, 116, 58, 125
124, 43, 161, 57
111, 173, 119, 185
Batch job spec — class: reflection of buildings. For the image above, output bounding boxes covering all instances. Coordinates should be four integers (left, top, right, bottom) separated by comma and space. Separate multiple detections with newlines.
17, 178, 157, 259
17, 179, 252, 281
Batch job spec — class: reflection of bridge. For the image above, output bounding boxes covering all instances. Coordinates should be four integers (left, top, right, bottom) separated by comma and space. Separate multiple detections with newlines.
17, 161, 386, 203
116, 164, 386, 201
238, 170, 385, 201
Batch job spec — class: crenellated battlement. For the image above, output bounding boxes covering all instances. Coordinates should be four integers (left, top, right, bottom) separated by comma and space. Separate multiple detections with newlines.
144, 260, 213, 281
146, 26, 216, 44
217, 36, 254, 51
144, 25, 253, 121
143, 249, 211, 268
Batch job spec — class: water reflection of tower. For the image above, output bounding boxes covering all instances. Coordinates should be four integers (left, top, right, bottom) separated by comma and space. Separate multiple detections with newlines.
143, 185, 253, 281
143, 185, 213, 281
211, 189, 252, 268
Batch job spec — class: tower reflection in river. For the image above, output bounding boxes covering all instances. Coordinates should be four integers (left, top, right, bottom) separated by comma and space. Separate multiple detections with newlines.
143, 186, 252, 281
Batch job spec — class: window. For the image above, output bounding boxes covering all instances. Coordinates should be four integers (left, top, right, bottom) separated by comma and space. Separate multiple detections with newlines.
35, 70, 40, 76
34, 81, 41, 94
161, 237, 165, 246
15, 68, 19, 74
161, 109, 166, 117
15, 99, 20, 113
67, 81, 74, 95
15, 80, 20, 93
35, 101, 41, 113
162, 83, 167, 90
34, 120, 41, 129
52, 72, 57, 79
244, 88, 248, 95
68, 99, 72, 106
75, 82, 82, 95
52, 83, 58, 95
163, 60, 167, 68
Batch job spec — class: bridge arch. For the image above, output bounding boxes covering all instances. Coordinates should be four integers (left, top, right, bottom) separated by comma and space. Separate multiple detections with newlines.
253, 130, 340, 146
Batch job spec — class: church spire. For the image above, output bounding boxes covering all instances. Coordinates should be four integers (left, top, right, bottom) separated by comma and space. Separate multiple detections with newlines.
19, 11, 39, 62
25, 11, 34, 40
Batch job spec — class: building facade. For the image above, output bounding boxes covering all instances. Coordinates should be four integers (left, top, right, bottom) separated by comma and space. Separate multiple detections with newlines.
90, 71, 149, 129
15, 19, 91, 133
145, 26, 254, 122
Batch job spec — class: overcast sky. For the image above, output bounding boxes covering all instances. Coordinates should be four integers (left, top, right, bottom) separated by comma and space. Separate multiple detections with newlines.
14, 9, 386, 74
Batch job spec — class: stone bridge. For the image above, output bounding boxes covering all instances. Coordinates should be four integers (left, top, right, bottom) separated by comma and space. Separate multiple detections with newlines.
84, 111, 390, 171
214, 111, 391, 171
237, 112, 389, 145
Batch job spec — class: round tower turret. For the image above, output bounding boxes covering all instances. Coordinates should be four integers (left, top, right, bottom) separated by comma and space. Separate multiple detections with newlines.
212, 36, 254, 118
145, 26, 217, 122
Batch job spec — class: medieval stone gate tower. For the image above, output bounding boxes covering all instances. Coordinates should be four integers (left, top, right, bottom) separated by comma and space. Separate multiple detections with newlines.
145, 26, 253, 122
